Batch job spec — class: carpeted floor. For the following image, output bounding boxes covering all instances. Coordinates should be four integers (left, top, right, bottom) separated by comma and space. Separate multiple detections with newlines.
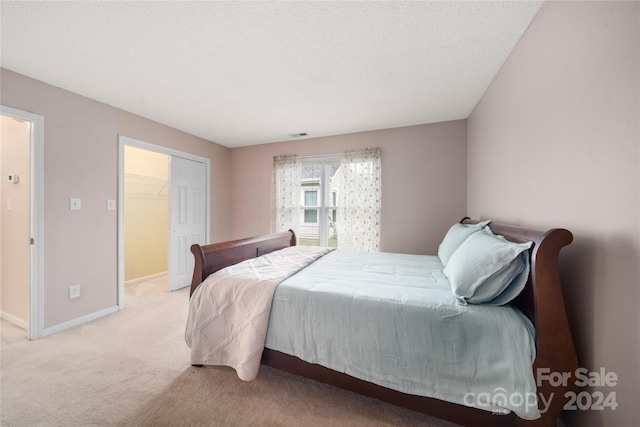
1, 278, 460, 427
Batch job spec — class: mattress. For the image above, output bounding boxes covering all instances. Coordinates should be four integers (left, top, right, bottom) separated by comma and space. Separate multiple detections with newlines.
264, 249, 540, 419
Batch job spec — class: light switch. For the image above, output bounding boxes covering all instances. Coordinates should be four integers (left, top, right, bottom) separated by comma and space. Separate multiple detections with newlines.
70, 198, 81, 211
106, 199, 116, 211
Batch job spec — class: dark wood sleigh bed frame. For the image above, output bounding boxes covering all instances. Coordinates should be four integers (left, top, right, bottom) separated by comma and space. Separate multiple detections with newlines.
189, 218, 578, 427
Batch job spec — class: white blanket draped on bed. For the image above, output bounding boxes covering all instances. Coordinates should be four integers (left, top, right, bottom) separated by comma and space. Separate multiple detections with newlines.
185, 246, 333, 380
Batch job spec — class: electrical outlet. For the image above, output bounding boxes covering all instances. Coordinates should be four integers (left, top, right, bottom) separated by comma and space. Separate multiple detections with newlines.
69, 285, 80, 299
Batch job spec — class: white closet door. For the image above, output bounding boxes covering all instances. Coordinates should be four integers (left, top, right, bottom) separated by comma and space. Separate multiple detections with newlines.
169, 156, 206, 291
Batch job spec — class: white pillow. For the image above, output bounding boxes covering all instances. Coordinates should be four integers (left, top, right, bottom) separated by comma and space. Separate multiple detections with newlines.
438, 220, 491, 266
444, 228, 533, 305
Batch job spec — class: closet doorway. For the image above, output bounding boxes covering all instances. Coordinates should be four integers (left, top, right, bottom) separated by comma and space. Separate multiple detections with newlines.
117, 136, 210, 308
123, 146, 170, 288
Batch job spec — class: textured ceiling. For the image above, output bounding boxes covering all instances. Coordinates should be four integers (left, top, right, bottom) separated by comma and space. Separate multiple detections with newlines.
0, 1, 543, 147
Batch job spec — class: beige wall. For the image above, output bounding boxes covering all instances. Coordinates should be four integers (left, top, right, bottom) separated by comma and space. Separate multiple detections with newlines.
230, 120, 467, 255
0, 68, 232, 330
467, 1, 639, 425
123, 146, 169, 282
0, 115, 30, 325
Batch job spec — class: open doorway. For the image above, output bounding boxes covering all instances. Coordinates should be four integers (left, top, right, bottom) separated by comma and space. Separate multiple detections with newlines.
0, 106, 44, 340
117, 135, 209, 309
1, 115, 30, 337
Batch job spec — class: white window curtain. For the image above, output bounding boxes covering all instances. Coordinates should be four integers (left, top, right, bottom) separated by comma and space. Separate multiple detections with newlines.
336, 148, 382, 252
271, 148, 381, 251
270, 154, 302, 233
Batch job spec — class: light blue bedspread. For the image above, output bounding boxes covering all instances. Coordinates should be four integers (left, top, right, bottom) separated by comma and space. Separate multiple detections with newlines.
264, 250, 540, 420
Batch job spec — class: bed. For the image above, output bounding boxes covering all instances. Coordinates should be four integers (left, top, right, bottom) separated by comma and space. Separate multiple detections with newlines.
186, 218, 578, 427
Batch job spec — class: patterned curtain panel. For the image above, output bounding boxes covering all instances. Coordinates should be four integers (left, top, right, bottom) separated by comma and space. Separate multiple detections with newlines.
337, 148, 382, 252
270, 154, 302, 233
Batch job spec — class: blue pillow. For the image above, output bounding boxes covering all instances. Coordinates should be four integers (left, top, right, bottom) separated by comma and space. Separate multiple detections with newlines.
438, 220, 491, 266
482, 252, 530, 306
443, 228, 533, 305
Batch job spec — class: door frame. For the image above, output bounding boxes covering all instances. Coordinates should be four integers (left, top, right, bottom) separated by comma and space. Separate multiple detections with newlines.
117, 135, 210, 309
0, 105, 44, 340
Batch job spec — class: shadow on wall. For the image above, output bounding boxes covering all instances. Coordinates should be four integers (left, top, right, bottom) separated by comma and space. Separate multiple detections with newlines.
559, 237, 598, 370
558, 236, 597, 427
557, 233, 640, 427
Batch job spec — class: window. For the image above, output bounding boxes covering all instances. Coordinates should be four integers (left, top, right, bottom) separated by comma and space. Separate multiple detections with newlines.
271, 148, 381, 251
303, 190, 318, 223
298, 157, 340, 247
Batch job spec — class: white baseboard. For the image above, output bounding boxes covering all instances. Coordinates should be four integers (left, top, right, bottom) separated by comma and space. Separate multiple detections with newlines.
0, 311, 28, 330
125, 271, 168, 286
42, 305, 119, 337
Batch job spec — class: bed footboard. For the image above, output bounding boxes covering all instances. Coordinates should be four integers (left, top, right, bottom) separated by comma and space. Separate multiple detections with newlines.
189, 230, 296, 296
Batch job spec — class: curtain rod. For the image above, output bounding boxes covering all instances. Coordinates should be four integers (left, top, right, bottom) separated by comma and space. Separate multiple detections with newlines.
300, 153, 339, 162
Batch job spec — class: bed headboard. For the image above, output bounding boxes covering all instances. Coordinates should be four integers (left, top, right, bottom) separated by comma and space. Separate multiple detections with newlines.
459, 218, 572, 330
